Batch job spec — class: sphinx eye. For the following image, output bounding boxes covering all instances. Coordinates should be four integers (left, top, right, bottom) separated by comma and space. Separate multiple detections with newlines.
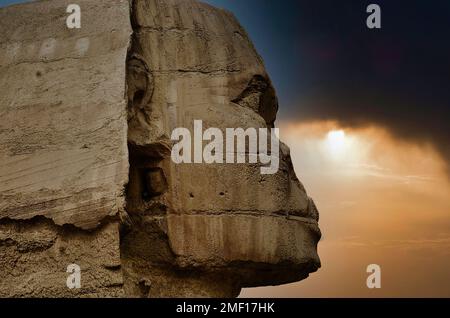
232, 75, 278, 128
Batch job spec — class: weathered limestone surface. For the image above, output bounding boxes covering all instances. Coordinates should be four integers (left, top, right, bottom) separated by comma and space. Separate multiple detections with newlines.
0, 0, 321, 298
0, 0, 131, 297
0, 0, 131, 229
0, 218, 123, 297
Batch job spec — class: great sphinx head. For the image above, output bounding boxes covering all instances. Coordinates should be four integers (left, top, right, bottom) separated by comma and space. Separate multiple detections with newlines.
0, 0, 320, 298
122, 0, 321, 297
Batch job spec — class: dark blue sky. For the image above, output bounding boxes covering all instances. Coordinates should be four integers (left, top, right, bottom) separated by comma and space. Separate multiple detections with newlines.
2, 0, 449, 167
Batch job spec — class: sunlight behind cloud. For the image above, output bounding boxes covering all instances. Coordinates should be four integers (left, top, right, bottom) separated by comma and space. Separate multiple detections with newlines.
321, 129, 367, 166
325, 130, 346, 159
278, 120, 446, 184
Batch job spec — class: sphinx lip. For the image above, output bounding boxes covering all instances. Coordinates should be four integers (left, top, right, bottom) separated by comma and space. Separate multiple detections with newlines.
169, 210, 321, 237
284, 215, 321, 238
244, 212, 321, 238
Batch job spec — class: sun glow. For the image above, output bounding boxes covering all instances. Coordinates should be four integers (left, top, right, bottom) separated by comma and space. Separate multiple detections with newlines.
324, 129, 351, 160
327, 130, 346, 151
319, 128, 369, 165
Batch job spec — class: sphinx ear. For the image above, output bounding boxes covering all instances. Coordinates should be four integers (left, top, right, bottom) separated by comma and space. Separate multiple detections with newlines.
126, 55, 153, 121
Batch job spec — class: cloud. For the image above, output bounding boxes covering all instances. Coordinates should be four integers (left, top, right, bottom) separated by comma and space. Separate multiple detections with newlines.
286, 91, 450, 175
277, 1, 450, 174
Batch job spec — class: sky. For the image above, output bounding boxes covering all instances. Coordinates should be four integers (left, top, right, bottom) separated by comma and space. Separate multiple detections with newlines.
203, 0, 450, 297
1, 0, 449, 297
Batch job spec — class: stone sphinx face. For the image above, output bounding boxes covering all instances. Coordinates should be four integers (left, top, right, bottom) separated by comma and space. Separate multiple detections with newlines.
121, 0, 320, 297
